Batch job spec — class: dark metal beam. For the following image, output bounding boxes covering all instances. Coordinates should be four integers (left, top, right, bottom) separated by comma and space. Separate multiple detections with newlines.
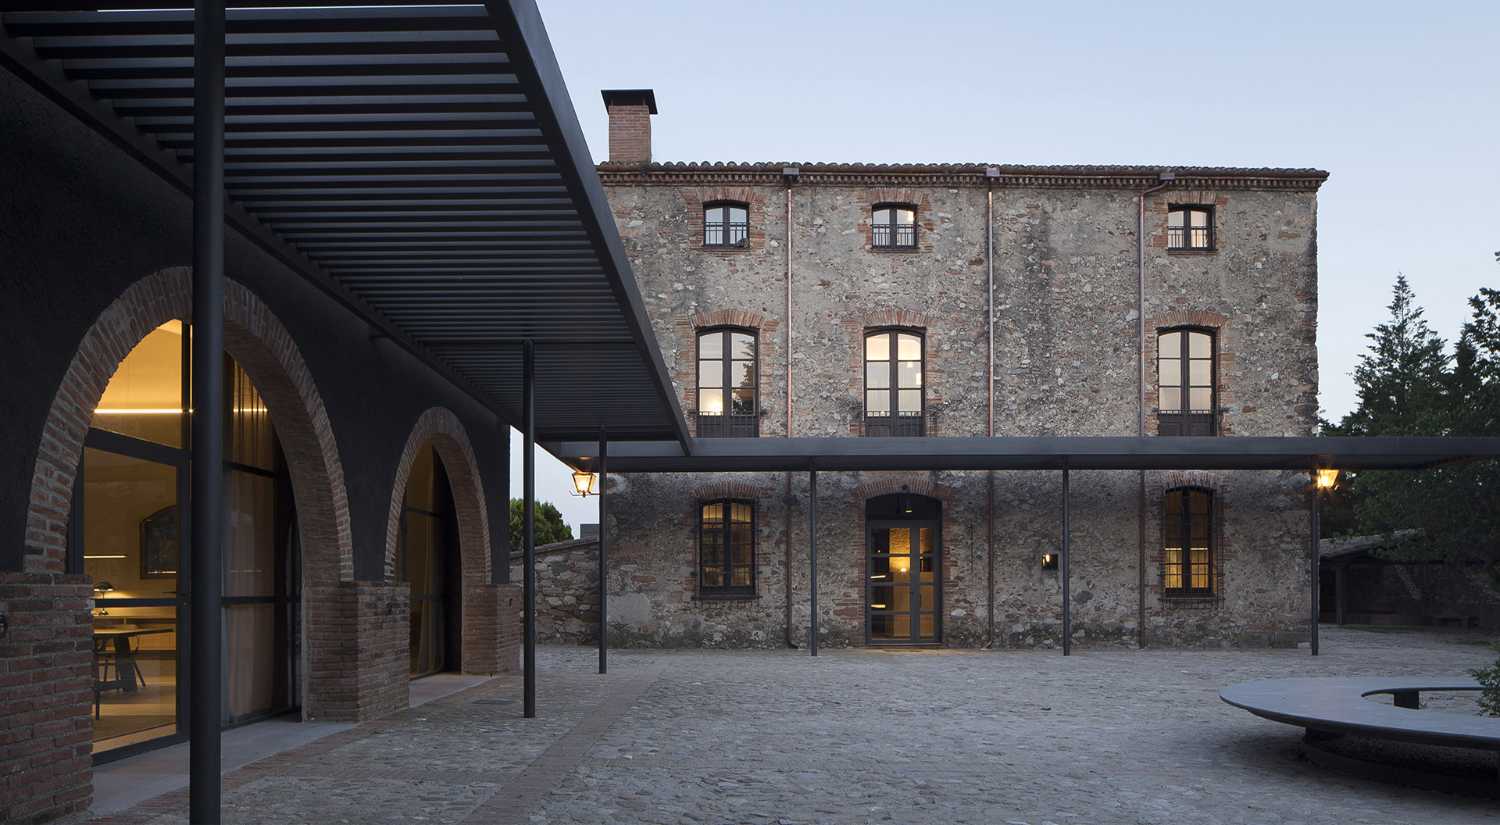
188, 1, 223, 821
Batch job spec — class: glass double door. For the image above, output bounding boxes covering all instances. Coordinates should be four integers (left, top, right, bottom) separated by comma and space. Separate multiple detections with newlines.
866, 521, 940, 644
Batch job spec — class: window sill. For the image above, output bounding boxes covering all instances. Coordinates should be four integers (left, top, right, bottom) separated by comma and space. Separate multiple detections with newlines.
694, 592, 759, 602
702, 245, 749, 253
869, 246, 921, 253
1166, 248, 1217, 255
1161, 592, 1220, 606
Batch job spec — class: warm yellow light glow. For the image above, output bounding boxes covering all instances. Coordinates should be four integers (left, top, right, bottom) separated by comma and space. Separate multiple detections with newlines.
871, 603, 888, 609
92, 406, 268, 415
890, 556, 910, 574
1315, 468, 1339, 491
570, 468, 599, 497
83, 555, 127, 560
1041, 553, 1056, 568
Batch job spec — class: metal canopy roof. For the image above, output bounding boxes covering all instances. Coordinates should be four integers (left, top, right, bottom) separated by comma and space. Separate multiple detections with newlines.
555, 436, 1500, 474
0, 1, 689, 445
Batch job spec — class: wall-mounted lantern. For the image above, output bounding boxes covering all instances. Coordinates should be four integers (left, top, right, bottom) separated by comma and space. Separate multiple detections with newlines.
569, 468, 599, 498
1040, 553, 1058, 571
1314, 468, 1340, 492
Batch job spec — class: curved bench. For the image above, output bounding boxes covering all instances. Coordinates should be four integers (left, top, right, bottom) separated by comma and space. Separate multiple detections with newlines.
1220, 676, 1500, 751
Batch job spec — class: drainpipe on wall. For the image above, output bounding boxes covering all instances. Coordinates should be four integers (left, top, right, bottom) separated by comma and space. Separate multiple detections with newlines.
984, 166, 1000, 649
783, 167, 800, 649
1137, 171, 1173, 650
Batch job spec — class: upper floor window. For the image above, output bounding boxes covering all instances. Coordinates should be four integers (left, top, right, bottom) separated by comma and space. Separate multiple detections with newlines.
864, 329, 923, 436
872, 204, 917, 249
700, 499, 755, 597
1157, 328, 1216, 435
1167, 205, 1214, 250
1164, 487, 1213, 596
704, 202, 748, 248
697, 327, 757, 437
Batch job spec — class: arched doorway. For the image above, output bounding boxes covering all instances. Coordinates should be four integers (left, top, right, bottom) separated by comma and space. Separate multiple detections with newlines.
396, 445, 463, 677
76, 322, 300, 753
865, 493, 942, 645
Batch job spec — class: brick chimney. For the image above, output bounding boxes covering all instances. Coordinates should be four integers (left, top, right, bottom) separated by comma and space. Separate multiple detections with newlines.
601, 89, 657, 166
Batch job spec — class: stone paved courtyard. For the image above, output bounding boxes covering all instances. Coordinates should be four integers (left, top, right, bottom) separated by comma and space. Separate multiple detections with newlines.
88, 627, 1499, 825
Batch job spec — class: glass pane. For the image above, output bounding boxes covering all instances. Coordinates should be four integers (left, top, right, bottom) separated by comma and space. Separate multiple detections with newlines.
1189, 360, 1212, 387
1190, 209, 1209, 228
698, 388, 724, 416
1159, 387, 1182, 411
865, 333, 889, 362
870, 555, 891, 581
889, 553, 912, 585
698, 360, 722, 389
730, 501, 752, 524
891, 614, 911, 638
870, 584, 894, 609
731, 566, 752, 587
870, 613, 895, 639
1188, 331, 1212, 358
918, 613, 935, 639
704, 206, 724, 225
1190, 491, 1210, 514
898, 389, 922, 414
897, 334, 921, 361
870, 529, 891, 555
730, 332, 755, 360
410, 595, 446, 676
897, 361, 921, 388
888, 528, 911, 555
1158, 358, 1181, 388
225, 470, 276, 598
1158, 331, 1180, 357
229, 357, 274, 471
701, 501, 724, 523
891, 580, 911, 611
918, 527, 933, 556
1189, 387, 1213, 411
92, 612, 179, 752
866, 390, 890, 415
866, 362, 890, 389
84, 447, 179, 592
92, 320, 184, 447
731, 389, 755, 416
731, 525, 753, 565
225, 603, 275, 722
729, 206, 747, 224
700, 530, 723, 571
698, 332, 723, 359
895, 208, 915, 225
403, 512, 438, 595
1168, 210, 1184, 228
731, 360, 754, 389
919, 585, 935, 610
873, 208, 890, 225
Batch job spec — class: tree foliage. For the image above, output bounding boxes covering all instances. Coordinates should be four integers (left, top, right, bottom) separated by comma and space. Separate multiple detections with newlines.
1327, 276, 1500, 588
508, 498, 573, 550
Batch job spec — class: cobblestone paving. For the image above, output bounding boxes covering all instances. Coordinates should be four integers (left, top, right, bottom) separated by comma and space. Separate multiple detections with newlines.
89, 628, 1498, 825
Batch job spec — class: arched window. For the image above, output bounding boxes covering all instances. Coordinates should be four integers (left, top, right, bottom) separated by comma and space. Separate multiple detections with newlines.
864, 329, 923, 436
699, 499, 754, 597
871, 204, 917, 249
397, 445, 460, 677
703, 201, 748, 247
696, 327, 757, 437
1164, 487, 1213, 596
1157, 327, 1216, 435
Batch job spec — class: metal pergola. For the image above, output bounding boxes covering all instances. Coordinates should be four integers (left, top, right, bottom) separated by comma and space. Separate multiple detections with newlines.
0, 3, 686, 821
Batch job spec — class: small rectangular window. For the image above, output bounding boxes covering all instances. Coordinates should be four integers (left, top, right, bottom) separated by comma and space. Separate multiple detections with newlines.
872, 204, 917, 249
1163, 488, 1213, 596
704, 203, 748, 248
1167, 205, 1215, 251
700, 499, 755, 597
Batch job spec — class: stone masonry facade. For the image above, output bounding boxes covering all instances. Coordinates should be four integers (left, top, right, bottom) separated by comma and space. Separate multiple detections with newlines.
591, 93, 1324, 651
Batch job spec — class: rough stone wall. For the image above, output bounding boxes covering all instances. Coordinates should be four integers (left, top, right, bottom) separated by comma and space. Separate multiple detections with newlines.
510, 539, 598, 645
601, 168, 1319, 649
0, 573, 94, 824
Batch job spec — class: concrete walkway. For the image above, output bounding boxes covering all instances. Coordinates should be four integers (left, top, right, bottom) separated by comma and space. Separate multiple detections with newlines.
83, 628, 1499, 824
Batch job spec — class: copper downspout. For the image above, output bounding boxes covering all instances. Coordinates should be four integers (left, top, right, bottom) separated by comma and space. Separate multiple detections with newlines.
783, 168, 799, 648
1137, 172, 1172, 649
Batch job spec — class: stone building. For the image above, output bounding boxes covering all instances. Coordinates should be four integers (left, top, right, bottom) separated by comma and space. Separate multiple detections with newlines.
591, 88, 1327, 650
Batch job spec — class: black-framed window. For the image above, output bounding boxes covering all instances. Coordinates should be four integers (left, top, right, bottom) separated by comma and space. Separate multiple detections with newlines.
1157, 327, 1216, 435
864, 329, 924, 436
1167, 205, 1214, 250
872, 204, 917, 249
699, 499, 754, 597
696, 327, 757, 437
704, 201, 748, 248
1164, 487, 1213, 596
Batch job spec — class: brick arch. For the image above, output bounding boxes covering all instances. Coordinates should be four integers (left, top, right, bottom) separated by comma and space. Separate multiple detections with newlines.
692, 308, 766, 330
860, 309, 931, 330
690, 480, 774, 501
852, 475, 953, 502
383, 407, 491, 588
23, 267, 354, 584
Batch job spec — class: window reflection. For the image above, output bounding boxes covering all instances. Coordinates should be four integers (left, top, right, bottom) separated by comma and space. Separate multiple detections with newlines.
865, 330, 924, 436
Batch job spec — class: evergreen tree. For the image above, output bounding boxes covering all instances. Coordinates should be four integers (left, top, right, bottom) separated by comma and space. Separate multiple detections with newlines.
508, 498, 574, 550
1340, 274, 1449, 436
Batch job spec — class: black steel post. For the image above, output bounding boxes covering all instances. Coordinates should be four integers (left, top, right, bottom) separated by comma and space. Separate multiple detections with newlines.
523, 340, 536, 716
1310, 469, 1320, 657
597, 427, 608, 675
1061, 467, 1072, 656
189, 2, 225, 822
808, 469, 818, 657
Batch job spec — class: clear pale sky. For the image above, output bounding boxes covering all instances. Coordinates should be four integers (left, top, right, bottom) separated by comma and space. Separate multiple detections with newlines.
517, 0, 1500, 533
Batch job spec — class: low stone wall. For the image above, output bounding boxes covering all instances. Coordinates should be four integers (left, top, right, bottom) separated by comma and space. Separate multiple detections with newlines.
0, 572, 94, 824
509, 539, 599, 646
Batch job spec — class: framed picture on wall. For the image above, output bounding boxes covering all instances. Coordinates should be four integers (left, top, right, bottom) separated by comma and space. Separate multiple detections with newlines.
140, 505, 179, 578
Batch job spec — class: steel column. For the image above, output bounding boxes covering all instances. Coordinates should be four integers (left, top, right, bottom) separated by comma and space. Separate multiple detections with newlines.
1061, 467, 1072, 656
597, 426, 608, 675
1310, 469, 1320, 656
189, 2, 225, 822
522, 339, 537, 716
808, 469, 818, 657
